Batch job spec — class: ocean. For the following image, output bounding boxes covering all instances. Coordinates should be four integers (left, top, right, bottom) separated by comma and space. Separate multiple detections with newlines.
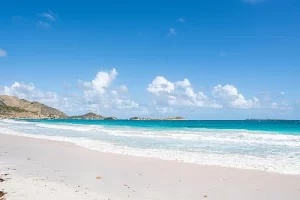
0, 119, 299, 174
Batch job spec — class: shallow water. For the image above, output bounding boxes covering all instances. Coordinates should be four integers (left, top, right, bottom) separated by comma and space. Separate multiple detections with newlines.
1, 119, 299, 174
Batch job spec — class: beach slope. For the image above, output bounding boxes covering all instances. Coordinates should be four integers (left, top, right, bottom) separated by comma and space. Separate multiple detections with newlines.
1, 134, 300, 200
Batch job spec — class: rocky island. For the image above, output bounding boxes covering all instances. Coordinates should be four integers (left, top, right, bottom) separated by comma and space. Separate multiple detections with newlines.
69, 112, 117, 120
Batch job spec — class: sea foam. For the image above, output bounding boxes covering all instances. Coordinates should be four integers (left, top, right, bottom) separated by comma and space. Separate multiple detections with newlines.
35, 123, 104, 132
0, 119, 300, 175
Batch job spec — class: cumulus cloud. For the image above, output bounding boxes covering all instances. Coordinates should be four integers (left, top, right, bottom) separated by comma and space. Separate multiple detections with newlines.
212, 84, 260, 109
1, 70, 293, 117
0, 69, 139, 116
0, 49, 7, 57
147, 79, 262, 111
83, 68, 117, 95
79, 68, 139, 112
0, 82, 59, 105
147, 76, 175, 94
148, 76, 221, 108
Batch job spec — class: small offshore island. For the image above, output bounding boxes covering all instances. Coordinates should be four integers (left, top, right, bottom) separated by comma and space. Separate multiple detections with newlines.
246, 118, 287, 121
0, 95, 184, 120
129, 116, 184, 120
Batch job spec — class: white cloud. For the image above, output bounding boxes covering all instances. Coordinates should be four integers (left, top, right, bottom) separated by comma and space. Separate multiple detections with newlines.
39, 10, 57, 22
0, 82, 59, 106
148, 80, 262, 111
147, 76, 175, 94
177, 18, 185, 23
270, 101, 291, 111
83, 68, 117, 95
111, 90, 118, 96
148, 76, 221, 108
212, 84, 260, 109
243, 0, 265, 4
258, 92, 292, 111
168, 28, 176, 36
155, 105, 174, 114
175, 78, 191, 88
37, 21, 52, 28
0, 49, 7, 57
1, 72, 294, 117
0, 69, 139, 116
80, 68, 139, 112
112, 97, 139, 110
120, 85, 128, 92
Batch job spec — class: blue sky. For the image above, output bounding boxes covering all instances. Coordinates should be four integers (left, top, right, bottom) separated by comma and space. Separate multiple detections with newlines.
0, 0, 300, 119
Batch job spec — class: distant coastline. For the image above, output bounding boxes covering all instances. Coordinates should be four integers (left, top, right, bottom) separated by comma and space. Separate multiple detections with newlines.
0, 95, 184, 121
2, 95, 295, 122
246, 119, 287, 121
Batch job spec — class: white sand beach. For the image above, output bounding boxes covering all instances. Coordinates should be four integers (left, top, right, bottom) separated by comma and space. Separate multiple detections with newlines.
1, 134, 300, 200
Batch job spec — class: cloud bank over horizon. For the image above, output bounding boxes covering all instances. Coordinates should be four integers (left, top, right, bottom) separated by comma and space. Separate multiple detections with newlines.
0, 68, 295, 119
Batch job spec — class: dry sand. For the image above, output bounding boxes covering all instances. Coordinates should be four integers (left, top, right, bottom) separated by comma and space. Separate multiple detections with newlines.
1, 134, 300, 200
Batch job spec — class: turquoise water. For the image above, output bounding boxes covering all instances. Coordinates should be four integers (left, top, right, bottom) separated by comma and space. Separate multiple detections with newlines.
24, 119, 300, 134
1, 119, 300, 174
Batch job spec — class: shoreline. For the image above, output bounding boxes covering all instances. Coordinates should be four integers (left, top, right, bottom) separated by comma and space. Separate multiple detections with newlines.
1, 134, 300, 200
1, 122, 299, 175
1, 132, 290, 176
0, 119, 300, 175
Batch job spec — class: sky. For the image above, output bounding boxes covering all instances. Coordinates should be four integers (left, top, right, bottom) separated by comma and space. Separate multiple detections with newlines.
0, 0, 300, 119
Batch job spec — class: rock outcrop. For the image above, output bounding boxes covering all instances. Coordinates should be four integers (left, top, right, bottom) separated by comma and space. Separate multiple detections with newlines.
70, 112, 105, 120
70, 112, 118, 120
104, 116, 118, 120
0, 95, 67, 119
